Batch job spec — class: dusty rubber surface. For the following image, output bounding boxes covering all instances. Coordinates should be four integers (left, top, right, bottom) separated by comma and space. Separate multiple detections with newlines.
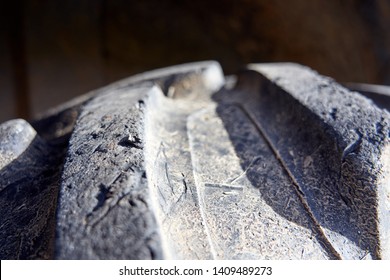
0, 61, 389, 259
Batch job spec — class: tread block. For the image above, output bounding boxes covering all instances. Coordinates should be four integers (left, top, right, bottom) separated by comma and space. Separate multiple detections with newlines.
55, 86, 164, 259
230, 63, 390, 259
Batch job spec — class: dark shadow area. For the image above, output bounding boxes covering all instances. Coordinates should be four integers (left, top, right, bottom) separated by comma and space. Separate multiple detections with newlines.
31, 104, 81, 145
2, 0, 390, 122
5, 0, 30, 119
345, 83, 390, 111
0, 135, 67, 259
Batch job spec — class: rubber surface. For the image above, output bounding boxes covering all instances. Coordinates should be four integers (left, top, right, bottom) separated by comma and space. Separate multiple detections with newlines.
0, 61, 389, 259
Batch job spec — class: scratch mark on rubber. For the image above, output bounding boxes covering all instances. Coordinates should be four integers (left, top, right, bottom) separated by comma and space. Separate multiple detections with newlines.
204, 183, 244, 192
177, 178, 188, 204
156, 183, 168, 205
155, 142, 175, 195
88, 203, 116, 230
92, 184, 111, 212
164, 162, 175, 195
228, 156, 261, 184
342, 129, 363, 161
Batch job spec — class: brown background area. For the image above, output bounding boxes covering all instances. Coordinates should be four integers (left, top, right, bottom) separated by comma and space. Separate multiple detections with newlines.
1, 0, 390, 123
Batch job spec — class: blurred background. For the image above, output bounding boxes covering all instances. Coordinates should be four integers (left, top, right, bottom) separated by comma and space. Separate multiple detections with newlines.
1, 0, 390, 123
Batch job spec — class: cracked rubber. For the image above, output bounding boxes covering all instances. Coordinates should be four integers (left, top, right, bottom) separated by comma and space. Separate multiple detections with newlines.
0, 61, 389, 259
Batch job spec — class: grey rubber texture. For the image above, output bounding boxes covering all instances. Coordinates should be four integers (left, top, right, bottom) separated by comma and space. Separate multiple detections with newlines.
0, 61, 389, 259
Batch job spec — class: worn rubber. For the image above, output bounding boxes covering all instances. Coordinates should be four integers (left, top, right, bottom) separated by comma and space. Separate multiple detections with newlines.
0, 61, 389, 259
